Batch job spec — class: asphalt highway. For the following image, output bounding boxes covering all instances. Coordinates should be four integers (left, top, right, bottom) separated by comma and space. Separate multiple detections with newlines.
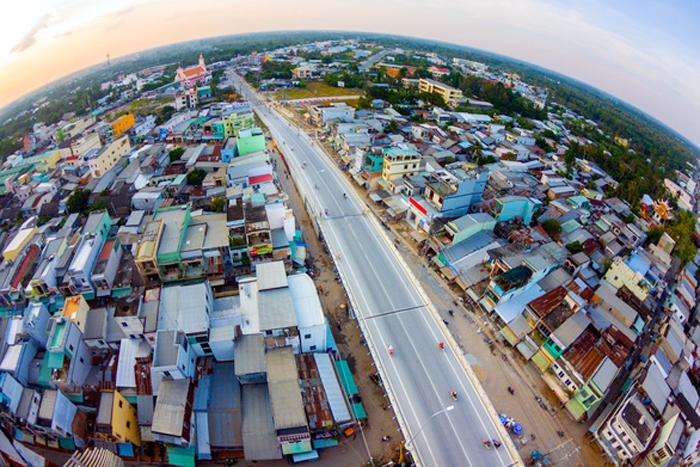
229, 70, 522, 467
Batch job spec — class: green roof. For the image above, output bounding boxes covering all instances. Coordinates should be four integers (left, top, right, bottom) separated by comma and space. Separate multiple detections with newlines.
351, 402, 367, 419
334, 360, 358, 396
167, 446, 196, 467
47, 351, 64, 369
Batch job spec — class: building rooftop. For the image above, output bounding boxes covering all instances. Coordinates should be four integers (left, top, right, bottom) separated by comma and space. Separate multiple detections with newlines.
241, 384, 281, 460
234, 334, 266, 376
153, 206, 189, 257
256, 261, 288, 291
258, 288, 297, 332
152, 378, 191, 437
266, 347, 307, 430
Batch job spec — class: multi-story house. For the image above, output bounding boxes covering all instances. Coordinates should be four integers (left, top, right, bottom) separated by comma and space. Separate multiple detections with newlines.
45, 317, 91, 394
96, 390, 142, 447
418, 78, 463, 103
111, 113, 135, 139
91, 239, 123, 297
381, 148, 421, 185
22, 302, 51, 349
594, 389, 658, 465
245, 203, 272, 262
159, 282, 213, 357
66, 234, 105, 299
422, 167, 489, 217
309, 102, 355, 126
26, 236, 66, 300
87, 135, 131, 178
36, 388, 78, 440
488, 195, 542, 224
152, 330, 196, 381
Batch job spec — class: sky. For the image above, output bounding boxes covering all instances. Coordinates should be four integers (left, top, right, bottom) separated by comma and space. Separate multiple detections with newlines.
0, 0, 698, 147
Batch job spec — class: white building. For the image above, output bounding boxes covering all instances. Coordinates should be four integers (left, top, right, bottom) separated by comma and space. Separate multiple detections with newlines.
288, 274, 327, 353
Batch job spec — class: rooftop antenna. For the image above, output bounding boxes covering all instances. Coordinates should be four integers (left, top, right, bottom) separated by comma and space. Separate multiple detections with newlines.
106, 53, 111, 67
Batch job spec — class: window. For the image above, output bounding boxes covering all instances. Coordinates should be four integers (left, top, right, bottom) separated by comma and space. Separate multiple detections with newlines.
79, 357, 84, 364
69, 344, 74, 352
309, 345, 317, 351
304, 334, 311, 339
119, 400, 123, 408
126, 421, 131, 429
121, 322, 128, 327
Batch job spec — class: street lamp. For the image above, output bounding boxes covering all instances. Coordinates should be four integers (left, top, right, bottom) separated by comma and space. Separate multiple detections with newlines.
401, 405, 455, 463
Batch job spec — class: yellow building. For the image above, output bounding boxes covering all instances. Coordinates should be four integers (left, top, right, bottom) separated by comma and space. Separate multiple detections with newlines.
2, 227, 39, 262
111, 114, 135, 138
603, 257, 651, 302
71, 132, 102, 160
111, 390, 141, 446
382, 148, 422, 183
62, 295, 90, 333
37, 149, 62, 172
418, 78, 463, 103
135, 219, 164, 283
88, 135, 131, 178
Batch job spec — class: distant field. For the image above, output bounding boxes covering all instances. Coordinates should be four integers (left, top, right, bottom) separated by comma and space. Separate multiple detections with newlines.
275, 81, 363, 100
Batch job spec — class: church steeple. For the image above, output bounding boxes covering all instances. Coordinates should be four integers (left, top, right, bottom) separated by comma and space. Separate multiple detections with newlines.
198, 53, 206, 71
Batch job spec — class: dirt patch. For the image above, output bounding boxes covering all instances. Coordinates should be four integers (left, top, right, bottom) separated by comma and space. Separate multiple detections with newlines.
471, 364, 488, 383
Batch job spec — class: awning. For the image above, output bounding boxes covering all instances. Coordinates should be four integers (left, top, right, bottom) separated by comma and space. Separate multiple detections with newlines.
440, 266, 457, 281
167, 446, 196, 467
350, 403, 367, 419
335, 360, 358, 396
431, 256, 445, 268
500, 326, 520, 347
313, 439, 339, 449
454, 276, 468, 291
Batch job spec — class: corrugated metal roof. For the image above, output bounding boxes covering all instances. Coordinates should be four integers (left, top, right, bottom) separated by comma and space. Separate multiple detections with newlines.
288, 274, 325, 328
137, 395, 154, 425
258, 288, 297, 331
152, 379, 190, 436
314, 353, 351, 423
642, 360, 671, 412
241, 384, 281, 461
97, 392, 114, 426
116, 338, 152, 388
266, 347, 307, 430
551, 311, 591, 349
255, 261, 287, 291
590, 358, 618, 393
38, 389, 57, 421
196, 412, 211, 459
234, 334, 266, 376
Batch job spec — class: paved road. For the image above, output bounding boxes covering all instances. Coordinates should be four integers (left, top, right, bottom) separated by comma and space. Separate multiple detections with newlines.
230, 71, 522, 467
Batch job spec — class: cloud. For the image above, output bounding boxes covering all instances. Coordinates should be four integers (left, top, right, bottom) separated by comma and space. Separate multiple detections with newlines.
10, 14, 52, 54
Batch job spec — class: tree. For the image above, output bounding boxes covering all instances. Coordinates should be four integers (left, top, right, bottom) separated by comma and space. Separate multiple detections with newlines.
541, 219, 562, 237
67, 189, 91, 214
186, 168, 207, 186
566, 241, 584, 254
667, 209, 698, 265
383, 119, 400, 135
169, 147, 185, 163
210, 197, 226, 212
646, 226, 665, 245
